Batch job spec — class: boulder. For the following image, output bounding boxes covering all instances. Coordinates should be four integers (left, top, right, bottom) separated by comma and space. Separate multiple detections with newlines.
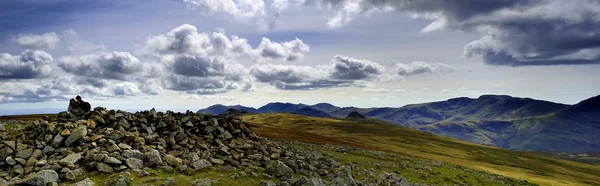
60, 129, 71, 136
122, 150, 144, 159
91, 115, 105, 125
71, 178, 94, 186
0, 147, 13, 160
96, 163, 113, 173
330, 169, 358, 186
293, 177, 325, 186
191, 159, 212, 170
65, 126, 88, 147
266, 161, 294, 180
104, 175, 130, 186
164, 154, 182, 166
191, 178, 212, 186
118, 119, 130, 129
145, 149, 163, 167
209, 158, 224, 165
5, 156, 16, 165
117, 143, 131, 150
162, 177, 176, 186
59, 153, 82, 168
3, 141, 15, 150
51, 134, 64, 148
26, 157, 38, 167
260, 180, 276, 186
104, 157, 122, 165
15, 157, 26, 165
125, 158, 144, 170
15, 148, 33, 159
19, 170, 58, 186
86, 119, 96, 129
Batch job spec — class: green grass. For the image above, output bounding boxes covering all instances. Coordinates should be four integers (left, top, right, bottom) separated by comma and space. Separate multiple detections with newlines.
242, 113, 600, 186
74, 166, 281, 186
5, 113, 599, 185
70, 142, 532, 186
301, 143, 533, 185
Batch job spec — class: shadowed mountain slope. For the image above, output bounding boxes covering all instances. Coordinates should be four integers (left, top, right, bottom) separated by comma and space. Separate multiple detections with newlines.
198, 94, 600, 152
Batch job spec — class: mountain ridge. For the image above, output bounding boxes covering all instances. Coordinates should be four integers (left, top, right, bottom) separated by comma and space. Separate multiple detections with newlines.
198, 94, 600, 152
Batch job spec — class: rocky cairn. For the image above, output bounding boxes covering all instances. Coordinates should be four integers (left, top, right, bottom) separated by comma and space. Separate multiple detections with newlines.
0, 108, 291, 185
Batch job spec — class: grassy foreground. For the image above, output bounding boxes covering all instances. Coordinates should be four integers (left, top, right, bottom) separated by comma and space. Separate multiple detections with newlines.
1, 114, 533, 186
241, 113, 600, 186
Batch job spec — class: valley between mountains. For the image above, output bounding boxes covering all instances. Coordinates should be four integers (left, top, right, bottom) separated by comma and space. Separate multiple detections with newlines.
198, 94, 600, 153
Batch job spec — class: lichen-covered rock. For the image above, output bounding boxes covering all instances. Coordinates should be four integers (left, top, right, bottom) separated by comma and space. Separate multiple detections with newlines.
162, 177, 176, 186
266, 161, 294, 180
91, 115, 105, 125
209, 158, 224, 165
15, 148, 33, 159
96, 163, 113, 173
122, 150, 144, 160
191, 159, 212, 170
72, 178, 94, 186
145, 149, 163, 167
19, 170, 58, 186
125, 158, 144, 170
3, 141, 15, 150
104, 157, 122, 165
59, 153, 82, 168
260, 180, 276, 186
65, 126, 87, 147
164, 154, 182, 166
86, 119, 96, 129
191, 178, 212, 186
5, 156, 16, 165
104, 175, 130, 186
51, 134, 64, 148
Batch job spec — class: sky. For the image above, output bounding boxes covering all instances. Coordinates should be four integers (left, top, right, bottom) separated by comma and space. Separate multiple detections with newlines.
0, 0, 599, 113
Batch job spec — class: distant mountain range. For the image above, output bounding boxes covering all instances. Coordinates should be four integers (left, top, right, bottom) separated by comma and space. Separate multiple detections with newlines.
197, 95, 600, 152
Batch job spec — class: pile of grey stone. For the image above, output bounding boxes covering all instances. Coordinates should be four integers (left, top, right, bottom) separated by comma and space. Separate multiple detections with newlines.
0, 108, 268, 185
0, 107, 421, 186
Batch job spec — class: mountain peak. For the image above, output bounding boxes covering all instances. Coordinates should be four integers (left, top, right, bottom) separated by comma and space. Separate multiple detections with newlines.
569, 94, 600, 113
312, 103, 336, 107
311, 103, 340, 112
346, 111, 366, 119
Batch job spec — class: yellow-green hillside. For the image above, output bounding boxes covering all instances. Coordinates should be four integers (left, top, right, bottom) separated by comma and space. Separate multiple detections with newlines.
241, 113, 600, 186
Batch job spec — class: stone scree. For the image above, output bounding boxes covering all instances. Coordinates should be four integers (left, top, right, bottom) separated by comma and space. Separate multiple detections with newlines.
0, 108, 420, 186
0, 108, 271, 185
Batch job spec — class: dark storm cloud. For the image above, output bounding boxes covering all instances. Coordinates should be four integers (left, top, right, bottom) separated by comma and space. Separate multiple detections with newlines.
186, 0, 600, 66
340, 0, 600, 66
0, 50, 53, 79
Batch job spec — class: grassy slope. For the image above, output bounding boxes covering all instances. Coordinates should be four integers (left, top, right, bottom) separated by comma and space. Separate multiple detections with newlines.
241, 113, 600, 186
2, 115, 529, 186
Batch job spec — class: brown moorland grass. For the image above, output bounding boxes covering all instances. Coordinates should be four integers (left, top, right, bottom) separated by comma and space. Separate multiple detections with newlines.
241, 113, 600, 186
4, 113, 599, 185
0, 114, 57, 121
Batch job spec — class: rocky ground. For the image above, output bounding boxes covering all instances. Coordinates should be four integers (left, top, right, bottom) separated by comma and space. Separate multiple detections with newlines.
0, 108, 534, 186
